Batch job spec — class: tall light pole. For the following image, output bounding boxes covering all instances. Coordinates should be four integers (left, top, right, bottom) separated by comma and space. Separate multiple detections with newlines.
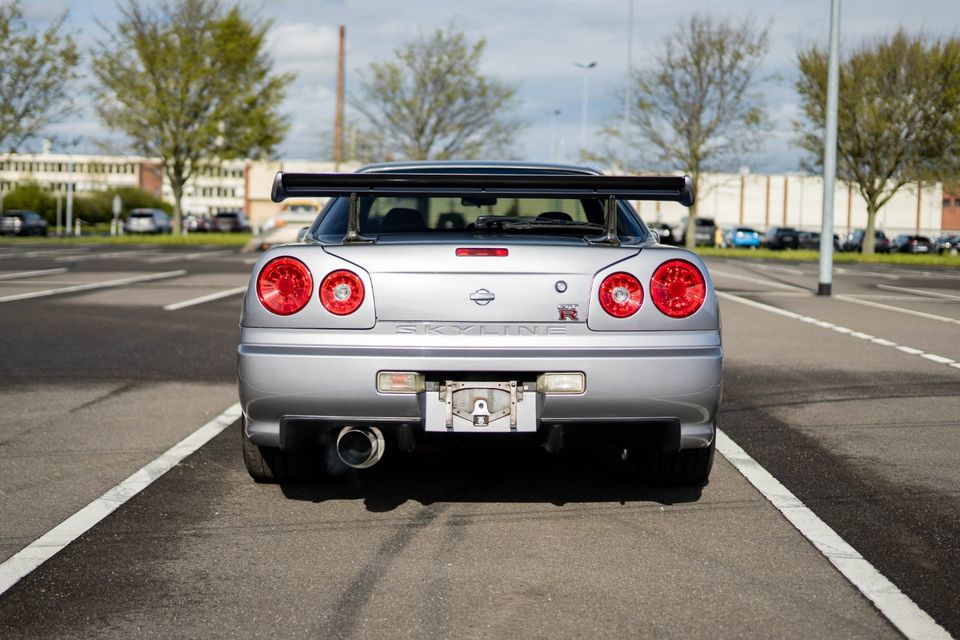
64, 137, 81, 236
548, 109, 561, 162
818, 0, 841, 296
623, 0, 634, 173
574, 62, 597, 155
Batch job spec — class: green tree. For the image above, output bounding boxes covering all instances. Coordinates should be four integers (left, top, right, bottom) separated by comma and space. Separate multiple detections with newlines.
1, 182, 56, 221
350, 28, 524, 161
76, 187, 172, 224
796, 31, 960, 254
593, 15, 769, 248
91, 0, 293, 233
0, 2, 80, 151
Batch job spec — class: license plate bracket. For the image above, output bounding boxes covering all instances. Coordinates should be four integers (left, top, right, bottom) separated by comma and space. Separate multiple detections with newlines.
424, 380, 536, 433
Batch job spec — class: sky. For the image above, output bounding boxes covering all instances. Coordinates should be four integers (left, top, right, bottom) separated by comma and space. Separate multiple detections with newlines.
17, 0, 960, 174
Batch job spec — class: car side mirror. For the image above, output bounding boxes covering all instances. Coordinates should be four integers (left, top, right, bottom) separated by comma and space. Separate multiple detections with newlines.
296, 226, 310, 242
649, 229, 661, 244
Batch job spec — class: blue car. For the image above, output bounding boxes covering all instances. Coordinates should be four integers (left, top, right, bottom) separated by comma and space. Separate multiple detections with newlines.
724, 226, 761, 248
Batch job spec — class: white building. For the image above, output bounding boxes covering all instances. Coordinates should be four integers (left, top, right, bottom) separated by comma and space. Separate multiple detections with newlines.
633, 171, 944, 238
0, 152, 947, 236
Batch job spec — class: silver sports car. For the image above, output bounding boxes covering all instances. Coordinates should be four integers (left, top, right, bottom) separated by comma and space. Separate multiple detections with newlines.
238, 162, 722, 485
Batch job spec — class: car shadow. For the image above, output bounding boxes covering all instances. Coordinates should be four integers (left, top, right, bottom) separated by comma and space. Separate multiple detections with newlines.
279, 447, 705, 512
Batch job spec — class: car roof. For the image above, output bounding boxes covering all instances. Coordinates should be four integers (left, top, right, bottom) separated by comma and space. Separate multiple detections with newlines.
357, 160, 604, 176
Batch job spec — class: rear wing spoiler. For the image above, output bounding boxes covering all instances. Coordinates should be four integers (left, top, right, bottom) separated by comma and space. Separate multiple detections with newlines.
272, 172, 695, 206
270, 171, 695, 246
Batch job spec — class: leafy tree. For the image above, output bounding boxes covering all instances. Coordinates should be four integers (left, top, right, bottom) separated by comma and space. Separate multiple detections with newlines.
75, 187, 173, 224
1, 182, 56, 221
350, 28, 524, 161
593, 15, 769, 248
796, 31, 960, 253
91, 0, 293, 233
0, 2, 80, 152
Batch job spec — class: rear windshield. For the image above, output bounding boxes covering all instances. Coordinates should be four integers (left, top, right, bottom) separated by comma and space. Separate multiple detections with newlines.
778, 227, 797, 233
314, 195, 646, 239
216, 212, 240, 219
129, 213, 154, 219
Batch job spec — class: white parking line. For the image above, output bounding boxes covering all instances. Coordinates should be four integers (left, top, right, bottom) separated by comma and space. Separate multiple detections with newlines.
716, 430, 951, 640
147, 249, 232, 264
0, 248, 92, 260
750, 264, 807, 276
836, 295, 960, 326
876, 284, 960, 300
0, 268, 68, 281
834, 267, 901, 280
716, 291, 958, 371
709, 268, 809, 291
0, 403, 241, 596
54, 250, 169, 263
163, 286, 247, 311
0, 270, 187, 303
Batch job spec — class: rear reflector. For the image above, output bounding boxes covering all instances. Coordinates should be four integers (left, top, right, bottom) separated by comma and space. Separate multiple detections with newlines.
538, 372, 585, 394
377, 371, 425, 393
650, 259, 706, 318
456, 248, 509, 257
256, 256, 313, 316
598, 272, 644, 318
320, 269, 365, 315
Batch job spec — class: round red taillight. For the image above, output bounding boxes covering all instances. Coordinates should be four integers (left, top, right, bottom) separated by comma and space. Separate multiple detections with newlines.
650, 259, 706, 318
598, 272, 644, 318
257, 257, 313, 315
320, 270, 365, 315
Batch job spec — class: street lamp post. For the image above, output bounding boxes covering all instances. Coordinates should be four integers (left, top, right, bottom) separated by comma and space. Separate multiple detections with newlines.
548, 109, 562, 162
574, 62, 597, 155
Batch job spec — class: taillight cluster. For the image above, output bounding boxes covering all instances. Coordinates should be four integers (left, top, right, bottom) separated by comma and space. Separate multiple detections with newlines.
256, 257, 364, 316
598, 259, 706, 319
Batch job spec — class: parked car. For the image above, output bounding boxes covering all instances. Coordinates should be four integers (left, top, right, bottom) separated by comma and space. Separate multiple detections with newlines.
842, 229, 891, 253
239, 162, 721, 487
0, 210, 48, 236
647, 221, 678, 245
762, 226, 799, 250
259, 201, 323, 235
797, 231, 841, 251
123, 208, 172, 234
677, 216, 716, 247
932, 234, 960, 255
183, 214, 212, 232
724, 226, 761, 249
891, 234, 932, 253
213, 210, 250, 232
249, 211, 318, 251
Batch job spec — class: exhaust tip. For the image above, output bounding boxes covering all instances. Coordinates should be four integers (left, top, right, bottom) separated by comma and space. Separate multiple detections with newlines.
336, 426, 385, 469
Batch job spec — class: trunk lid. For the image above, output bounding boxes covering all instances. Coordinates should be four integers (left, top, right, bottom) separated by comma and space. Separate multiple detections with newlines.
323, 242, 638, 322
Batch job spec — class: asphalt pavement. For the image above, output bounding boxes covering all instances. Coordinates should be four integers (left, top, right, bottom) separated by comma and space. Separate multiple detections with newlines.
0, 242, 956, 638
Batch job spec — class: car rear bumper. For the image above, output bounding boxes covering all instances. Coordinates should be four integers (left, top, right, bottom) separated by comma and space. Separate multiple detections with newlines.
238, 326, 722, 452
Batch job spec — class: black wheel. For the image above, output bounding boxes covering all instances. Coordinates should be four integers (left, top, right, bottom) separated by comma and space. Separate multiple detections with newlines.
242, 421, 319, 483
627, 438, 715, 486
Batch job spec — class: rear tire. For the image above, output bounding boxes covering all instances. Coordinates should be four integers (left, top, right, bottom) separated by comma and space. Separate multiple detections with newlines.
242, 422, 318, 483
627, 438, 715, 486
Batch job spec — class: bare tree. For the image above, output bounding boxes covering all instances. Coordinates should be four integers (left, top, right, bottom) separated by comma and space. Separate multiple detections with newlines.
796, 30, 960, 253
594, 15, 769, 248
0, 1, 80, 152
92, 0, 294, 233
350, 28, 524, 161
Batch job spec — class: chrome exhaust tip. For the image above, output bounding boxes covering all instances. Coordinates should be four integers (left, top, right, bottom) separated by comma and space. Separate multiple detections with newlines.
336, 426, 385, 469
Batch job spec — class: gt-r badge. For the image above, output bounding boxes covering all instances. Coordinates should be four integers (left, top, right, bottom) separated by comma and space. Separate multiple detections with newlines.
470, 288, 496, 306
558, 304, 578, 321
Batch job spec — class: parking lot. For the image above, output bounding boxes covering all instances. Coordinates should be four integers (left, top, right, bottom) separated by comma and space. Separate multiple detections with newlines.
0, 243, 956, 639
